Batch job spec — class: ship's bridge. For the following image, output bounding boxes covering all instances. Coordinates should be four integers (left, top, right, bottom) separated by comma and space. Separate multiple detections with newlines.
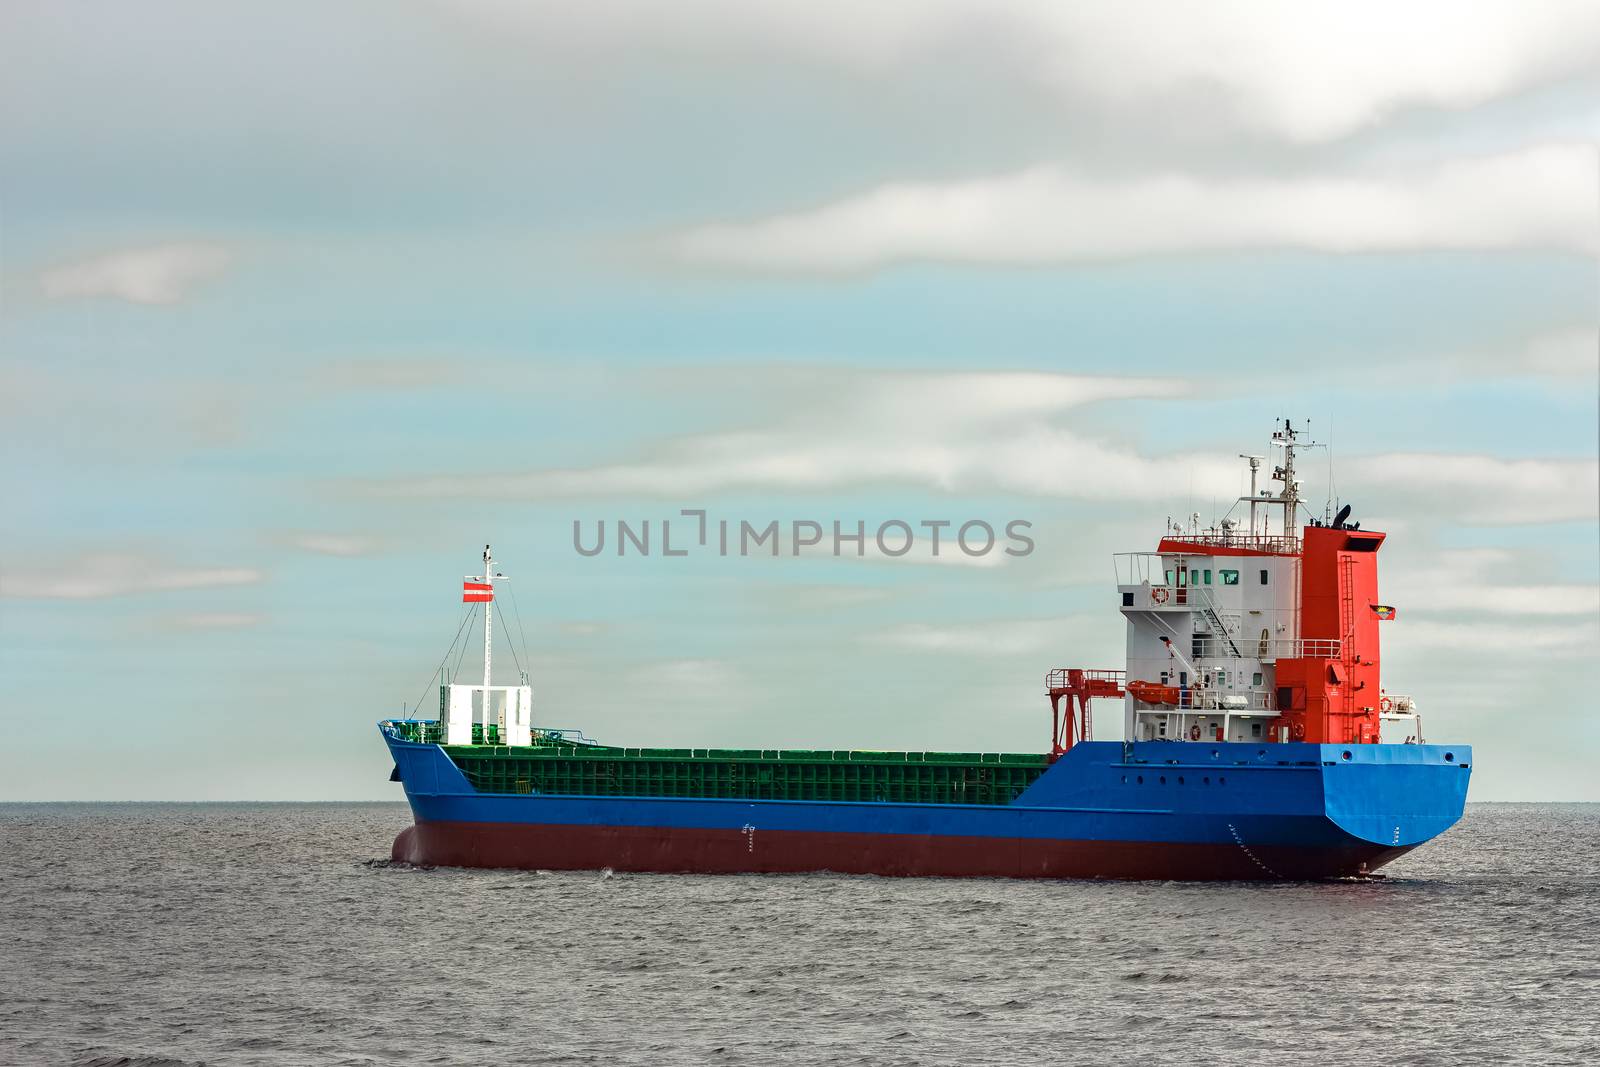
1113, 544, 1302, 743
1042, 421, 1420, 750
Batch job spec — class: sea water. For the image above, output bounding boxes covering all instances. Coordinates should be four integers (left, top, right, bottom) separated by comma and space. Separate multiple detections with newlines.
2, 803, 1595, 1066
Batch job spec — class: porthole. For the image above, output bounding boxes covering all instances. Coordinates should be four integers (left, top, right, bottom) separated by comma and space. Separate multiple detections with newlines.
1137, 775, 1144, 784
1219, 776, 1226, 786
1342, 750, 1352, 761
1158, 775, 1166, 785
1445, 752, 1455, 763
1178, 776, 1185, 785
1203, 776, 1211, 785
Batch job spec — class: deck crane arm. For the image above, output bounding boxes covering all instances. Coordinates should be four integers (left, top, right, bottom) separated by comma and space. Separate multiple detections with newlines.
1045, 668, 1126, 758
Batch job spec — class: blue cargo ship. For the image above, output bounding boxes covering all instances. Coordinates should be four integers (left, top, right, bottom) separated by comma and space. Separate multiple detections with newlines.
382, 421, 1470, 879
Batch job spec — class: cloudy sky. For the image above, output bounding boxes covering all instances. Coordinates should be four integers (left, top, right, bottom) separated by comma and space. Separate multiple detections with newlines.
2, 0, 1597, 800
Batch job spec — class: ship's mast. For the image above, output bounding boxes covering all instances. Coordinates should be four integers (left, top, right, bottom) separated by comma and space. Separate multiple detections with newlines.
1274, 420, 1299, 534
482, 545, 494, 692
446, 545, 531, 747
1239, 453, 1262, 537
1267, 419, 1320, 537
476, 544, 510, 687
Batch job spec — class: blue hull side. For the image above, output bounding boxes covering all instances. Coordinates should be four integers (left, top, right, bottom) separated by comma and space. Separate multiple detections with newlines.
381, 728, 1470, 880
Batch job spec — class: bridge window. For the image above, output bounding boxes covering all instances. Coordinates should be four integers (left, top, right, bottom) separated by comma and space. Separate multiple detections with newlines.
1259, 569, 1269, 585
1122, 591, 1134, 606
1220, 569, 1239, 585
1203, 569, 1212, 584
1253, 672, 1263, 686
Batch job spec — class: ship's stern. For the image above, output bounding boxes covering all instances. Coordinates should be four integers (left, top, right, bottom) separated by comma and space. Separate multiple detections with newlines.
1321, 742, 1471, 858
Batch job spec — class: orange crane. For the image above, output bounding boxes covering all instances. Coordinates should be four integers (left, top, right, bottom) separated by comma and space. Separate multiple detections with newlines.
1045, 668, 1126, 758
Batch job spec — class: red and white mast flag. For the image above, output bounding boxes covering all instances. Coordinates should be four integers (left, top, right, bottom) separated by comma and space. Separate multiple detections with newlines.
463, 579, 494, 603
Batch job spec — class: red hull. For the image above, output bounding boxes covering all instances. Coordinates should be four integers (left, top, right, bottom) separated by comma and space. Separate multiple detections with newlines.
392, 821, 1409, 881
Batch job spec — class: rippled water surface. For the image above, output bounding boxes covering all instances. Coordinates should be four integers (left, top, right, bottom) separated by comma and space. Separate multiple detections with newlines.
2, 803, 1596, 1066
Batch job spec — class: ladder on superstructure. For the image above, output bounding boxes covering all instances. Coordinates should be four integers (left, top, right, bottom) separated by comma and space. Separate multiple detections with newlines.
1338, 556, 1357, 669
1194, 587, 1242, 658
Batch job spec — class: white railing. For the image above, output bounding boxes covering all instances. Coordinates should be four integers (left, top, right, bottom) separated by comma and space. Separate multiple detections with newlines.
1380, 696, 1424, 743
1113, 553, 1166, 586
1118, 582, 1249, 618
1151, 635, 1343, 661
1264, 638, 1341, 660
1184, 635, 1249, 659
1119, 582, 1193, 610
1130, 688, 1276, 711
1140, 633, 1341, 662
1156, 531, 1301, 555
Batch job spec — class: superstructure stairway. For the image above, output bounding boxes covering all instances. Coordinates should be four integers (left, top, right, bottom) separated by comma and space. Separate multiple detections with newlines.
1195, 587, 1242, 657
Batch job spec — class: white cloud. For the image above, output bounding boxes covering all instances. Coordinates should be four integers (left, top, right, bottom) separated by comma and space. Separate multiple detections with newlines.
460, 0, 1600, 143
622, 658, 745, 699
1438, 585, 1598, 616
277, 532, 381, 557
650, 658, 736, 685
766, 585, 895, 611
1390, 618, 1597, 653
39, 243, 232, 305
1028, 0, 1600, 143
313, 359, 462, 391
1, 554, 263, 600
1344, 453, 1599, 524
1396, 327, 1600, 384
558, 621, 610, 637
871, 619, 1062, 656
677, 145, 1598, 271
0, 365, 248, 451
359, 366, 1596, 532
1385, 549, 1599, 615
162, 612, 265, 630
783, 527, 1018, 568
1519, 327, 1599, 378
363, 370, 1242, 502
859, 538, 1013, 569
